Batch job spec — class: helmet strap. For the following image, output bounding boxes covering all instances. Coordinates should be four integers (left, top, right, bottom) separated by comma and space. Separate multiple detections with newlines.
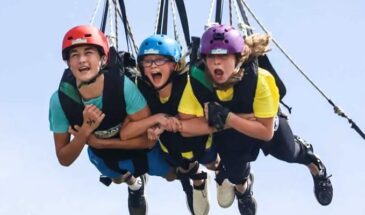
77, 63, 106, 89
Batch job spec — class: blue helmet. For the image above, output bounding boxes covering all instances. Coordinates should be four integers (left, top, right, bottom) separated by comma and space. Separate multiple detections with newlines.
138, 34, 182, 63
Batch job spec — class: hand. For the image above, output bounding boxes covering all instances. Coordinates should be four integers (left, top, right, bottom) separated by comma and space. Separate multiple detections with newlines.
163, 116, 182, 133
82, 105, 105, 135
147, 126, 163, 141
204, 102, 230, 131
153, 113, 170, 128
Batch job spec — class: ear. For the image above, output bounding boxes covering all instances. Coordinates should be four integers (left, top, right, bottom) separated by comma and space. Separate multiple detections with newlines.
100, 55, 108, 66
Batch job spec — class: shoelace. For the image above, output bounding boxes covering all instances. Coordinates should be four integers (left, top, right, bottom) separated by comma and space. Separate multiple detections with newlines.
317, 174, 332, 188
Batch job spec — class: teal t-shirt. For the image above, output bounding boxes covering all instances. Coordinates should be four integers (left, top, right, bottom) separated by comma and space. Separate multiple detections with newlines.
49, 76, 147, 133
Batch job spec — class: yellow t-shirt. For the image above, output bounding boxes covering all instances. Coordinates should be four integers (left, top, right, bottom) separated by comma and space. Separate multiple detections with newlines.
178, 68, 279, 118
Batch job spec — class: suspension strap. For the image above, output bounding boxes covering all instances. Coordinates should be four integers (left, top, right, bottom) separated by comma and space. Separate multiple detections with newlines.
156, 0, 169, 34
234, 0, 253, 35
215, 0, 224, 24
174, 0, 191, 46
100, 0, 109, 33
117, 0, 130, 50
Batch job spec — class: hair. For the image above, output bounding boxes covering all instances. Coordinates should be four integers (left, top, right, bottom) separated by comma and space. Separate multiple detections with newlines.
175, 57, 187, 73
240, 33, 271, 62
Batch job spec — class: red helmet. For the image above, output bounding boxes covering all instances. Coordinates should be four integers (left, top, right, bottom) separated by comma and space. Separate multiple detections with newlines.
62, 25, 109, 60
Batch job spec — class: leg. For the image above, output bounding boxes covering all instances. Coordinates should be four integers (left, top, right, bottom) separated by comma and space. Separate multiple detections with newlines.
265, 116, 333, 205
127, 174, 148, 215
235, 173, 257, 215
177, 161, 209, 215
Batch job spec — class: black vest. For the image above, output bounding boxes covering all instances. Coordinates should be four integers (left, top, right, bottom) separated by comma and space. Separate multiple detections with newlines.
137, 72, 209, 166
58, 66, 148, 177
189, 63, 261, 162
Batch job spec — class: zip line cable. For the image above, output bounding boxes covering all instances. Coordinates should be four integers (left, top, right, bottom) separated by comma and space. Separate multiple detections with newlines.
239, 0, 364, 140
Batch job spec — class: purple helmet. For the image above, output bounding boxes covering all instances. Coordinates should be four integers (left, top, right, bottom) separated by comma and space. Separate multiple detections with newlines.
200, 24, 245, 55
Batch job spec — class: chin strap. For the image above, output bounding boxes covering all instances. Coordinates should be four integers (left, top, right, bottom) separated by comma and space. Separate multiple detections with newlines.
77, 68, 105, 89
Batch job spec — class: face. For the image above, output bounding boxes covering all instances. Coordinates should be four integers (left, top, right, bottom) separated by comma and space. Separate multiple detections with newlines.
205, 54, 237, 85
67, 45, 106, 84
141, 54, 176, 89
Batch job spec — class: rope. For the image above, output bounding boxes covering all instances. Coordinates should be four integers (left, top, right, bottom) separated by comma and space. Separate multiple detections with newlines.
170, 0, 180, 43
232, 0, 251, 36
206, 0, 216, 29
113, 0, 119, 50
154, 0, 163, 34
240, 0, 365, 140
114, 4, 139, 55
89, 0, 103, 25
229, 0, 233, 26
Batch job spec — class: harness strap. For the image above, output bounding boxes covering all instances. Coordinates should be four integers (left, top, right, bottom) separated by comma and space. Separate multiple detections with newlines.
100, 0, 109, 33
215, 0, 224, 24
175, 0, 191, 46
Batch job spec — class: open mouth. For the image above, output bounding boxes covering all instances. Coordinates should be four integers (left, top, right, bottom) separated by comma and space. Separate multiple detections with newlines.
213, 68, 224, 79
151, 72, 163, 83
79, 66, 90, 73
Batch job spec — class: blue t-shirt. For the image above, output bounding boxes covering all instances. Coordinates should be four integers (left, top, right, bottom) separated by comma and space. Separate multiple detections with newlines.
49, 76, 147, 133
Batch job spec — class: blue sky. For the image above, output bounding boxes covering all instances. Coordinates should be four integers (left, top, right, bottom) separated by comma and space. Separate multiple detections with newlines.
1, 0, 364, 214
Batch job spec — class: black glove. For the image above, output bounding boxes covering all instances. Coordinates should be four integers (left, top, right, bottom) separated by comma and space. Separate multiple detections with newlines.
206, 102, 230, 131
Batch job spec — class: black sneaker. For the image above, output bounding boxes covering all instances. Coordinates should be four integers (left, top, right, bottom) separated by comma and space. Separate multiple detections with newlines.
128, 174, 148, 215
312, 159, 333, 206
235, 173, 257, 215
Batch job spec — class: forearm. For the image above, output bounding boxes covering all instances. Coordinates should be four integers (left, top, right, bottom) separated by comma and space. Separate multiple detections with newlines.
226, 113, 274, 141
55, 132, 88, 166
120, 116, 159, 140
180, 117, 214, 137
91, 134, 154, 149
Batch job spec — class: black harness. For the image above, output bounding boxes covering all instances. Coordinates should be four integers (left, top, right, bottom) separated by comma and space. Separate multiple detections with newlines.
189, 63, 262, 162
137, 72, 209, 167
58, 61, 149, 177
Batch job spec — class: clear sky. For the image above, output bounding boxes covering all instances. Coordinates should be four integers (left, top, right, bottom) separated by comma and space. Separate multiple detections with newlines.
1, 0, 364, 214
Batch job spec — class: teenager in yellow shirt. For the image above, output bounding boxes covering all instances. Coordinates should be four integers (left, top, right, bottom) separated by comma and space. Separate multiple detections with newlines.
178, 24, 333, 215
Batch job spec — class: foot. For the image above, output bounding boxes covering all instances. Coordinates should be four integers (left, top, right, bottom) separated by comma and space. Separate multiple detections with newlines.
312, 158, 333, 206
193, 178, 210, 215
217, 179, 235, 208
295, 135, 334, 206
128, 174, 148, 215
235, 173, 257, 215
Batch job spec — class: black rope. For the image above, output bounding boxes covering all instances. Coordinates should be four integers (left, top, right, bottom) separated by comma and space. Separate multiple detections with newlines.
235, 0, 253, 35
156, 0, 165, 34
229, 0, 233, 26
162, 0, 169, 34
175, 0, 191, 46
215, 0, 224, 24
118, 0, 131, 52
100, 0, 109, 33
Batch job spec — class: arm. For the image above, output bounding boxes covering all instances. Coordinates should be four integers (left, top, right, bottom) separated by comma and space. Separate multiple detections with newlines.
120, 107, 173, 139
87, 133, 155, 149
54, 104, 105, 166
226, 113, 274, 141
178, 113, 214, 137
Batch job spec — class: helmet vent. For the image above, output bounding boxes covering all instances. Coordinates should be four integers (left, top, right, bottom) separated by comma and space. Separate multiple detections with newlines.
224, 39, 229, 43
84, 34, 92, 37
67, 36, 73, 40
213, 32, 224, 40
158, 41, 162, 45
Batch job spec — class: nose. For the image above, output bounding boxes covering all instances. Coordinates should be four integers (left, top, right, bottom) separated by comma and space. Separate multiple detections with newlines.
213, 55, 221, 65
78, 54, 87, 63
